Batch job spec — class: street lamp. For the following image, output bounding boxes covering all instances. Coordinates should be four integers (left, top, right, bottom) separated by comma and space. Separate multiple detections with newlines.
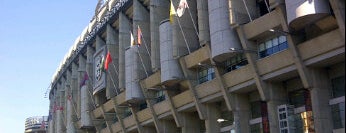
269, 29, 290, 36
229, 48, 257, 53
217, 118, 228, 123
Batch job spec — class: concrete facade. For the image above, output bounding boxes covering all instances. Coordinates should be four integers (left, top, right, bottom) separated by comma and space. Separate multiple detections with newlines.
48, 0, 345, 133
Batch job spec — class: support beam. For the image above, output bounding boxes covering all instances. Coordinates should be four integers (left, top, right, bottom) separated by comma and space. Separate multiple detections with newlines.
277, 8, 313, 89
111, 97, 127, 133
179, 58, 207, 120
235, 26, 270, 101
139, 82, 164, 133
130, 106, 143, 133
164, 88, 183, 127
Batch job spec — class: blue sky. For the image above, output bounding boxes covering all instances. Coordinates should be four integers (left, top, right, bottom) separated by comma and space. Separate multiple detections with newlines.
0, 0, 98, 132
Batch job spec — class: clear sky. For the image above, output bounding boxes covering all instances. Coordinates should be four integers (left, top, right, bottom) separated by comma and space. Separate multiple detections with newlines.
0, 0, 98, 132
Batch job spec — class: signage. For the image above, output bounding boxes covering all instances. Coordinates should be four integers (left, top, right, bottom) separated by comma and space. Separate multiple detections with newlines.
93, 46, 107, 94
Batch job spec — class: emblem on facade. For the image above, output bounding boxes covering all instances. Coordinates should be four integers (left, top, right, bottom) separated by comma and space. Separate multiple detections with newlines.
95, 55, 104, 81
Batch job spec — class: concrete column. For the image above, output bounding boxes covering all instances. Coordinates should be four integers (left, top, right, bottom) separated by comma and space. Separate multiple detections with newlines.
87, 44, 95, 104
150, 0, 169, 71
231, 93, 250, 133
106, 24, 119, 98
55, 89, 64, 133
181, 113, 201, 133
66, 69, 76, 133
205, 103, 221, 133
172, 0, 199, 58
118, 13, 131, 90
266, 82, 288, 133
77, 55, 86, 123
197, 0, 210, 45
329, 0, 345, 39
309, 68, 333, 132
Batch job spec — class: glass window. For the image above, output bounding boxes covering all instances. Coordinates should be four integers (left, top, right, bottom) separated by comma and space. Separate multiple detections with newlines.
224, 54, 248, 72
272, 38, 279, 46
155, 90, 165, 103
251, 101, 262, 119
331, 102, 345, 129
124, 107, 132, 117
259, 43, 265, 51
289, 89, 309, 108
198, 67, 215, 84
250, 123, 263, 133
331, 76, 345, 98
258, 36, 288, 58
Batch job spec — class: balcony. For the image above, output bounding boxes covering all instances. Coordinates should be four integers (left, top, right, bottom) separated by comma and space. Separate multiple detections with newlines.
172, 90, 194, 108
136, 108, 152, 123
243, 10, 282, 40
195, 79, 221, 98
141, 71, 161, 89
184, 46, 211, 69
222, 65, 253, 88
299, 29, 344, 67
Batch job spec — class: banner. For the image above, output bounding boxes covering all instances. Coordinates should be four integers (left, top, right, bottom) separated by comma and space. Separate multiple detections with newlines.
93, 46, 107, 94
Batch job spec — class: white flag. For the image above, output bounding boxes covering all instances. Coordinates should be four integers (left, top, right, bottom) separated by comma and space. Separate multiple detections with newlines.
177, 0, 189, 17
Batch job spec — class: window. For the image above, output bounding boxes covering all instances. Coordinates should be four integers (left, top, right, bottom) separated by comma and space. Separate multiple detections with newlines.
155, 90, 165, 103
139, 102, 147, 110
124, 107, 132, 117
224, 54, 248, 72
331, 76, 345, 98
251, 101, 262, 119
331, 102, 345, 129
258, 36, 288, 58
257, 0, 270, 16
198, 67, 215, 84
250, 123, 263, 133
289, 89, 310, 108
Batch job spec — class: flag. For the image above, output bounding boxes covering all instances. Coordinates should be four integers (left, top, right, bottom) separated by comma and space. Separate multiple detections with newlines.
104, 51, 112, 70
137, 25, 142, 46
130, 31, 136, 47
80, 72, 89, 86
170, 0, 177, 24
100, 55, 105, 71
177, 0, 189, 17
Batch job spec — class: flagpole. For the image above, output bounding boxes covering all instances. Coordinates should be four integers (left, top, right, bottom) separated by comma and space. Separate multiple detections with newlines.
138, 25, 151, 57
242, 0, 253, 21
187, 8, 200, 43
136, 47, 149, 77
174, 5, 191, 54
106, 70, 119, 95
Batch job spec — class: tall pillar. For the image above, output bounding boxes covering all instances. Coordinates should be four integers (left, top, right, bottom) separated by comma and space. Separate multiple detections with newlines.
197, 0, 210, 45
55, 86, 65, 133
266, 82, 288, 133
231, 93, 250, 133
106, 24, 119, 98
150, 0, 169, 71
118, 13, 131, 90
309, 68, 333, 132
86, 45, 96, 129
66, 69, 76, 133
77, 55, 86, 124
181, 113, 201, 133
205, 103, 221, 133
172, 0, 199, 58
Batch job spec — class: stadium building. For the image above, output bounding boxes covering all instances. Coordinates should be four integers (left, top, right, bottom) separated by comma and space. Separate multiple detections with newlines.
25, 116, 48, 133
47, 0, 345, 132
